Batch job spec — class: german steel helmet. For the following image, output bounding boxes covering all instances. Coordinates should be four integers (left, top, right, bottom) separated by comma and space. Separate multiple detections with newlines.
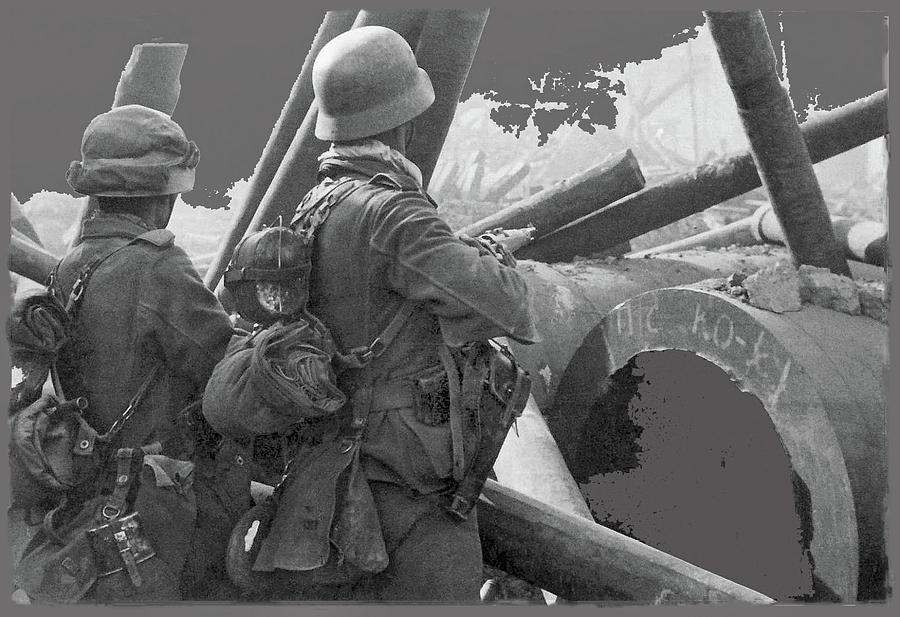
224, 226, 311, 325
66, 104, 199, 197
312, 25, 435, 141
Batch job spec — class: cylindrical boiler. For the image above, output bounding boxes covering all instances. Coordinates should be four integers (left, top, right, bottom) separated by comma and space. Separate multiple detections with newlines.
569, 285, 888, 601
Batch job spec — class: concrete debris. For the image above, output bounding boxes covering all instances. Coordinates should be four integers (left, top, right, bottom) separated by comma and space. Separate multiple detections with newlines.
719, 243, 773, 255
857, 280, 889, 324
726, 272, 747, 288
742, 261, 802, 313
797, 265, 861, 315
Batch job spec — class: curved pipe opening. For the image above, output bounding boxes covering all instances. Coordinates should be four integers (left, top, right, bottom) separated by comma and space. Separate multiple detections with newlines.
573, 349, 841, 601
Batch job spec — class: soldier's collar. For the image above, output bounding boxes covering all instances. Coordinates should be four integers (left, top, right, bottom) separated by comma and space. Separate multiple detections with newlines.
80, 212, 159, 240
319, 139, 423, 188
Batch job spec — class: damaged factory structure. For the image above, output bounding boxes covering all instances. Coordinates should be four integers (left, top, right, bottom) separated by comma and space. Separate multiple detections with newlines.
8, 8, 890, 605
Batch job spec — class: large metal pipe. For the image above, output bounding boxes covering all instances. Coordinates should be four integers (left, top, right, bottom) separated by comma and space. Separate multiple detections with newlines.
203, 10, 358, 289
509, 252, 884, 463
244, 473, 772, 603
757, 208, 888, 268
493, 394, 593, 605
508, 258, 716, 454
494, 396, 593, 522
524, 89, 887, 262
10, 193, 42, 246
580, 285, 888, 601
478, 480, 774, 603
460, 150, 644, 239
405, 9, 490, 189
112, 43, 188, 115
9, 231, 59, 284
482, 161, 530, 202
508, 251, 885, 601
240, 10, 430, 249
631, 204, 889, 267
705, 11, 849, 276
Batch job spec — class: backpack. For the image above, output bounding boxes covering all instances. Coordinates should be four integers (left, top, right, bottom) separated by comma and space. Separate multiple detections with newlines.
203, 176, 415, 439
8, 235, 164, 510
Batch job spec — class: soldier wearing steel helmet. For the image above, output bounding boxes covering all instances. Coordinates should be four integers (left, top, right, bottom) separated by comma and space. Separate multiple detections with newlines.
53, 105, 245, 600
288, 25, 538, 601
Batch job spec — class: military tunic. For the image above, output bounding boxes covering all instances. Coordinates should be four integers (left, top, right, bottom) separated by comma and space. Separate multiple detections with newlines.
55, 214, 233, 456
305, 147, 538, 601
54, 213, 241, 600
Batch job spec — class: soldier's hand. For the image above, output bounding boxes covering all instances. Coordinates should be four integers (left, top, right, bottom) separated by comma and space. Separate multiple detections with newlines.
456, 233, 517, 268
456, 233, 491, 255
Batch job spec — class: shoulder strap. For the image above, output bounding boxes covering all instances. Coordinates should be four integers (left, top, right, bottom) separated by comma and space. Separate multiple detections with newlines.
342, 300, 417, 367
293, 176, 421, 369
289, 177, 359, 233
52, 230, 168, 435
63, 229, 165, 317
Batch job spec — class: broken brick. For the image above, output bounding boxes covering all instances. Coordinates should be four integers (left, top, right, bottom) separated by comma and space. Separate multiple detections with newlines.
797, 265, 861, 315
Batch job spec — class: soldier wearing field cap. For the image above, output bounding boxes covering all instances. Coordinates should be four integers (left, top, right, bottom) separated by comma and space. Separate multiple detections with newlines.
280, 26, 539, 602
58, 104, 244, 600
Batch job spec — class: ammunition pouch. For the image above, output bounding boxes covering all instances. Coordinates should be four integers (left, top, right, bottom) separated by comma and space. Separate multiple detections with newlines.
13, 446, 198, 603
439, 340, 531, 520
412, 366, 451, 426
226, 399, 388, 599
9, 393, 107, 510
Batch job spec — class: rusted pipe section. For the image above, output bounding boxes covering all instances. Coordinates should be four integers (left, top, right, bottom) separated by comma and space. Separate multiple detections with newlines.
483, 161, 530, 202
10, 193, 42, 246
203, 10, 358, 290
405, 9, 490, 188
631, 204, 889, 267
112, 43, 188, 115
580, 285, 888, 600
478, 480, 775, 603
509, 251, 884, 466
508, 258, 716, 455
242, 10, 429, 243
525, 90, 887, 262
9, 232, 59, 284
756, 206, 889, 268
704, 10, 849, 275
243, 471, 773, 603
493, 394, 592, 604
654, 247, 886, 284
461, 150, 644, 239
495, 395, 594, 521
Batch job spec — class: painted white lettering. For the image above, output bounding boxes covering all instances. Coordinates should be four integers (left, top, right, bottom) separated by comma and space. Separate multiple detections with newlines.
617, 304, 634, 337
645, 295, 660, 334
691, 303, 711, 341
745, 330, 770, 376
768, 358, 792, 410
712, 314, 734, 350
